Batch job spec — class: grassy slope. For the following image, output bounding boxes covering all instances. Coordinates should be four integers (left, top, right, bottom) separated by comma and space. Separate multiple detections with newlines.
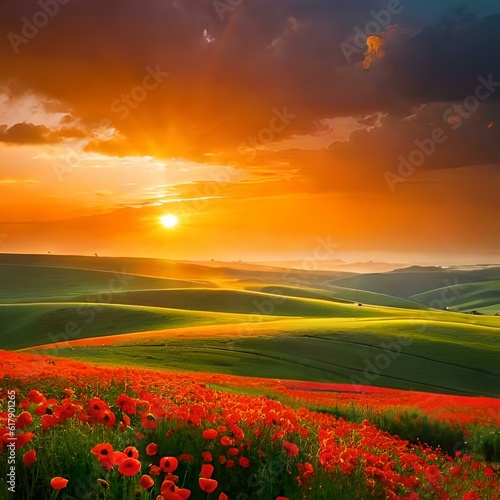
0, 264, 212, 303
0, 303, 271, 350
65, 288, 414, 317
33, 316, 500, 396
329, 267, 500, 299
0, 253, 352, 289
411, 280, 500, 314
249, 284, 425, 310
0, 287, 415, 350
0, 254, 225, 280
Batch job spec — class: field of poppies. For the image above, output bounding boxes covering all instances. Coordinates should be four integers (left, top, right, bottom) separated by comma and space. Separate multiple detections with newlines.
1, 350, 499, 499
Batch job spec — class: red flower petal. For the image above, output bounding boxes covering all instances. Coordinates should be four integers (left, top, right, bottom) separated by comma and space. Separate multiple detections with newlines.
50, 477, 69, 490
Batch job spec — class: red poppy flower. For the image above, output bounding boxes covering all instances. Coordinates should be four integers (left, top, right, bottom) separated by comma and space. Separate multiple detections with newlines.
161, 479, 178, 496
177, 489, 191, 499
149, 464, 162, 476
16, 411, 33, 429
283, 441, 299, 458
201, 464, 214, 479
484, 466, 495, 477
88, 397, 107, 413
123, 446, 139, 459
164, 473, 179, 484
23, 449, 36, 467
140, 474, 155, 489
219, 494, 229, 500
299, 462, 314, 476
62, 388, 74, 398
225, 459, 235, 469
27, 390, 45, 404
239, 457, 250, 468
18, 398, 31, 410
231, 426, 244, 440
228, 447, 239, 456
35, 400, 58, 419
100, 409, 116, 428
116, 394, 139, 415
42, 414, 60, 430
118, 457, 142, 476
199, 478, 218, 493
146, 443, 158, 456
58, 401, 79, 420
141, 412, 158, 429
462, 492, 480, 500
202, 429, 218, 440
160, 456, 179, 473
15, 432, 35, 449
178, 453, 194, 462
220, 436, 233, 446
91, 443, 114, 458
119, 414, 131, 433
50, 477, 69, 490
201, 451, 212, 462
91, 443, 116, 470
424, 464, 441, 486
114, 451, 127, 466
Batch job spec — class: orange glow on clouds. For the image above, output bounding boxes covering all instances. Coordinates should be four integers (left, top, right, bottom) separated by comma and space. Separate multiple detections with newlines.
0, 1, 499, 263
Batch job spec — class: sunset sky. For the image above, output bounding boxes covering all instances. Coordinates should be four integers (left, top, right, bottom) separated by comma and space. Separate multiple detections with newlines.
1, 0, 499, 264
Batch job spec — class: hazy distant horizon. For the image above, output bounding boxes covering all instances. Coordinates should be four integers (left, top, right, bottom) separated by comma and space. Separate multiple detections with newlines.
1, 250, 499, 271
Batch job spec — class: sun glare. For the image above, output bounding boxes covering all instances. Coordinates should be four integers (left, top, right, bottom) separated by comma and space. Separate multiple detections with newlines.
159, 214, 179, 228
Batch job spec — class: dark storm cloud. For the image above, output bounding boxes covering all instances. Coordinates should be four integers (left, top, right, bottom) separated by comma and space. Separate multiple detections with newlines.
378, 12, 500, 103
0, 0, 499, 160
0, 122, 52, 144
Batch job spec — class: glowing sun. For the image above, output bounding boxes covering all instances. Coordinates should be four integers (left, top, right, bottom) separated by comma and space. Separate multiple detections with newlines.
159, 214, 179, 228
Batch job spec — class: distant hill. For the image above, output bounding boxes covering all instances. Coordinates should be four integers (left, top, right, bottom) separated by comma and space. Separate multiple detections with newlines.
411, 280, 500, 315
0, 253, 352, 291
328, 267, 500, 299
250, 259, 409, 274
249, 284, 426, 310
390, 265, 445, 273
0, 264, 213, 303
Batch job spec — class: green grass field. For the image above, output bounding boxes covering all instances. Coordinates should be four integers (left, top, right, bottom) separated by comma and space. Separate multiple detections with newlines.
1, 253, 499, 397
28, 316, 500, 396
328, 267, 500, 299
411, 280, 500, 314
0, 302, 275, 350
0, 264, 214, 303
249, 284, 426, 309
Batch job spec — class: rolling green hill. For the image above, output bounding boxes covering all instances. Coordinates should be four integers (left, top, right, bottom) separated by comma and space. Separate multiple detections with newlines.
0, 287, 427, 350
2, 254, 500, 398
0, 264, 213, 303
66, 288, 410, 318
28, 316, 500, 397
0, 253, 351, 290
0, 302, 269, 350
411, 280, 500, 315
328, 267, 500, 299
249, 284, 426, 310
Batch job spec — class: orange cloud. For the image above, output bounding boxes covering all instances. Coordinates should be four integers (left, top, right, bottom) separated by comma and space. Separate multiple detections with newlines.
363, 35, 385, 69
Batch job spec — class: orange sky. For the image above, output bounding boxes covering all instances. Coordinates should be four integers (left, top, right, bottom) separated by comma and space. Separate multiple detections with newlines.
1, 1, 499, 264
